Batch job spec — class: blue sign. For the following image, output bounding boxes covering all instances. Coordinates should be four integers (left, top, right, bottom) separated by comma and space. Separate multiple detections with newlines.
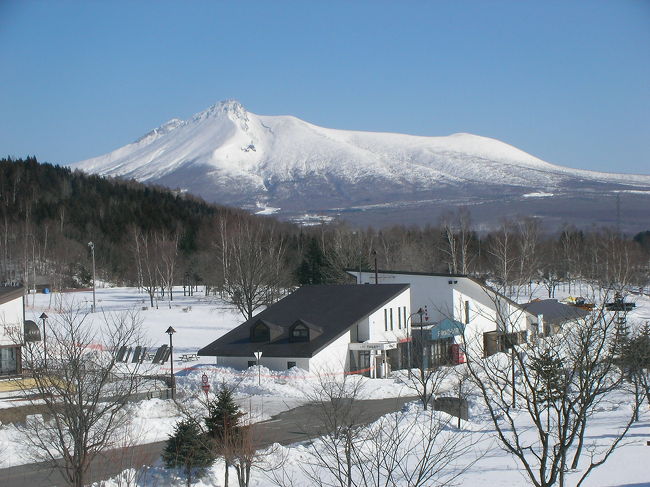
429, 319, 465, 340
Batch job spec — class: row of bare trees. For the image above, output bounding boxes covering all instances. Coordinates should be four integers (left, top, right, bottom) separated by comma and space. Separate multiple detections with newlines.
300, 212, 649, 293
131, 227, 180, 307
461, 285, 648, 487
4, 198, 648, 321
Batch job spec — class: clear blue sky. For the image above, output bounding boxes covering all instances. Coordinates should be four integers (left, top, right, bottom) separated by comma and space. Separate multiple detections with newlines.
1, 0, 648, 173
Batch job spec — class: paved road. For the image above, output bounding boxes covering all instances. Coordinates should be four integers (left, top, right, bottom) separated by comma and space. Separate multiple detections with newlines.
0, 395, 417, 486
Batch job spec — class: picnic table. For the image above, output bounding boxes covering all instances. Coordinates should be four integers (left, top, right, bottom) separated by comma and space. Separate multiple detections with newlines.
180, 353, 199, 362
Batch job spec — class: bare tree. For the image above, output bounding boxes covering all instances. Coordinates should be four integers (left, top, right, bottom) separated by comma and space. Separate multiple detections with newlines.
225, 422, 263, 487
155, 230, 180, 307
14, 307, 147, 487
463, 297, 644, 487
398, 332, 453, 410
517, 217, 540, 297
539, 240, 563, 298
289, 372, 474, 487
440, 208, 474, 275
486, 220, 518, 294
219, 218, 289, 320
132, 229, 159, 307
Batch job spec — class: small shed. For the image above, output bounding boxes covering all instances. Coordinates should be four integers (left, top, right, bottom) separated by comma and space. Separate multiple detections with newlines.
521, 299, 590, 335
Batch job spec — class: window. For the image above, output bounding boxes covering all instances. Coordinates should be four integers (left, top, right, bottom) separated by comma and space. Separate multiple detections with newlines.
403, 307, 407, 329
250, 322, 270, 342
465, 301, 470, 325
0, 347, 17, 375
291, 323, 309, 342
390, 308, 394, 331
384, 309, 388, 331
398, 308, 402, 329
287, 361, 297, 369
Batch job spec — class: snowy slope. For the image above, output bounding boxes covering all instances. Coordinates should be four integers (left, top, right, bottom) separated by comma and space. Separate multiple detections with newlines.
70, 100, 650, 226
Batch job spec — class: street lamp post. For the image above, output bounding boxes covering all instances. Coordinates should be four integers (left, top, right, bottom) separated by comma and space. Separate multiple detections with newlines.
253, 350, 263, 385
406, 308, 424, 378
88, 242, 96, 313
372, 250, 378, 284
39, 312, 48, 369
166, 326, 176, 399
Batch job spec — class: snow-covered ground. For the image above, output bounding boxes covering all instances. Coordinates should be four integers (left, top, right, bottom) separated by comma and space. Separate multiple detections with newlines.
0, 286, 412, 469
22, 285, 243, 356
98, 387, 649, 487
1, 284, 649, 486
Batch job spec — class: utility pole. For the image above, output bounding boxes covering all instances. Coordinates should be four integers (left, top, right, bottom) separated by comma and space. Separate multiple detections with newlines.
373, 250, 378, 284
88, 241, 96, 312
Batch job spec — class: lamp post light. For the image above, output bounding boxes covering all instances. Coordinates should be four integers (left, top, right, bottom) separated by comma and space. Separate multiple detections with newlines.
88, 241, 96, 313
253, 350, 263, 386
165, 326, 177, 399
407, 308, 424, 378
39, 312, 48, 369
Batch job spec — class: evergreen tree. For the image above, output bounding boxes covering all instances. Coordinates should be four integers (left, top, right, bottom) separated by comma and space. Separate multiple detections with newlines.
204, 384, 245, 487
163, 418, 214, 487
296, 237, 327, 284
621, 322, 650, 407
530, 349, 565, 430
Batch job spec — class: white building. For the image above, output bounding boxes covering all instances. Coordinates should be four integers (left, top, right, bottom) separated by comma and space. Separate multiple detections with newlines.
198, 284, 410, 377
350, 271, 537, 359
0, 286, 25, 376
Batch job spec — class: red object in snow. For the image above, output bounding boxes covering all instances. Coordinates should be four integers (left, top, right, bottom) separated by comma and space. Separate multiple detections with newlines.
450, 344, 465, 364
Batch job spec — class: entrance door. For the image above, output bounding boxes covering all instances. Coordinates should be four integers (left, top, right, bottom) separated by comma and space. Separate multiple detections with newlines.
358, 351, 371, 377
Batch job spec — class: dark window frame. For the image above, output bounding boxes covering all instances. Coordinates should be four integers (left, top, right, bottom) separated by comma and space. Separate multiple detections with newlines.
250, 322, 270, 342
290, 323, 310, 342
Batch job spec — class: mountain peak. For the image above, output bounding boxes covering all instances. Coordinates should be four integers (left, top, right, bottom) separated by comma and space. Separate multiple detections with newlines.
70, 101, 650, 230
192, 99, 248, 123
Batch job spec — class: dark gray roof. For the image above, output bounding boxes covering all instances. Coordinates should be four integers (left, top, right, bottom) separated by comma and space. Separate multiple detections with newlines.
346, 269, 467, 278
198, 284, 409, 358
521, 299, 590, 325
0, 286, 24, 305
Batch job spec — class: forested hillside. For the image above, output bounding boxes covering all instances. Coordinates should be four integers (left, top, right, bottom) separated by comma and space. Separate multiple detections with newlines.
0, 156, 295, 291
2, 157, 648, 317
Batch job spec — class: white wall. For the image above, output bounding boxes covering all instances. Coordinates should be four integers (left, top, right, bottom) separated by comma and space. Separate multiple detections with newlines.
216, 355, 311, 371
215, 331, 354, 373
310, 330, 352, 372
356, 272, 453, 322
353, 272, 536, 356
0, 295, 23, 346
360, 287, 411, 343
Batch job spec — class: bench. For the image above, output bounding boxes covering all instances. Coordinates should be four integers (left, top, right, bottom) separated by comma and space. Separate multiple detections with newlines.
180, 353, 199, 362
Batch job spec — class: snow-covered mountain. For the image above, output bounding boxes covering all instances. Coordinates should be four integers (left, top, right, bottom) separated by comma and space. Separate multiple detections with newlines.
70, 100, 650, 229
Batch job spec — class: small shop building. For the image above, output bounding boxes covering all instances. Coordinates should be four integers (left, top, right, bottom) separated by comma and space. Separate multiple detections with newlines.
349, 270, 538, 362
198, 284, 411, 377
